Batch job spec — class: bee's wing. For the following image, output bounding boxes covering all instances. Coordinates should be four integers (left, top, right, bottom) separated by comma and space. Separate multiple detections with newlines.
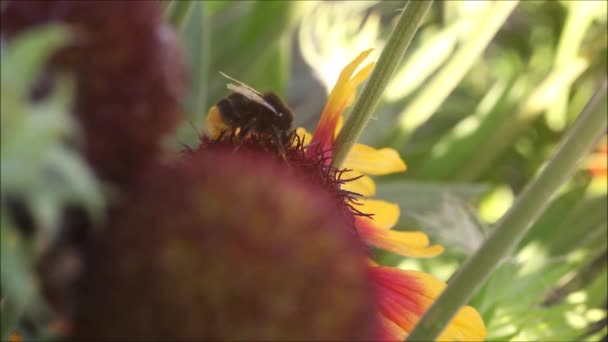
220, 72, 263, 96
220, 72, 277, 113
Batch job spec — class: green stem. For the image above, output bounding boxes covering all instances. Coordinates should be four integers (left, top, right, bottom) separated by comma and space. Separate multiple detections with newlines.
393, 0, 518, 148
406, 79, 607, 341
331, 0, 433, 168
166, 0, 195, 31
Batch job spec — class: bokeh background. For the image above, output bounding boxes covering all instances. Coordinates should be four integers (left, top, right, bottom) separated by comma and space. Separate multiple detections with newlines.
2, 1, 607, 341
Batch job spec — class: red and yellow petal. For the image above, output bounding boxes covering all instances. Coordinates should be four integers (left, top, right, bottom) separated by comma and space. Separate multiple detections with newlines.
357, 218, 444, 258
371, 267, 486, 341
378, 316, 407, 341
310, 49, 375, 158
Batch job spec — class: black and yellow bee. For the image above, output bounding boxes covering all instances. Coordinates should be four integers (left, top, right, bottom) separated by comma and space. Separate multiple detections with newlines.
206, 73, 295, 155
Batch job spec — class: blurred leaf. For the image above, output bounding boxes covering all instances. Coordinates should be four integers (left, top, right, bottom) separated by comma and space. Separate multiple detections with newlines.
519, 179, 590, 250
1, 26, 104, 336
374, 179, 489, 260
408, 194, 487, 255
0, 218, 38, 339
383, 21, 459, 102
478, 184, 515, 223
522, 58, 589, 117
390, 1, 519, 146
207, 1, 310, 103
385, 4, 494, 102
426, 57, 595, 182
375, 179, 489, 213
543, 249, 607, 308
173, 1, 210, 147
1, 74, 104, 233
205, 0, 234, 16
474, 253, 593, 341
0, 25, 70, 98
246, 33, 291, 97
544, 195, 608, 256
412, 74, 520, 180
545, 1, 603, 131
165, 0, 195, 30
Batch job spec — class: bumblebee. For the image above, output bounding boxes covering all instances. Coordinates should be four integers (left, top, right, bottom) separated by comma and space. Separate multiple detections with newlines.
207, 73, 295, 155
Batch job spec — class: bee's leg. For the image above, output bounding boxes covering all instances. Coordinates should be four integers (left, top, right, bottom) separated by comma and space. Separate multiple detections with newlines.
233, 119, 257, 152
239, 119, 256, 139
217, 129, 228, 141
271, 126, 288, 161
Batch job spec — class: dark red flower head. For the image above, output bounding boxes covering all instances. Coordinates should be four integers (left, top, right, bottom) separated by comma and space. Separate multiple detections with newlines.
71, 148, 378, 340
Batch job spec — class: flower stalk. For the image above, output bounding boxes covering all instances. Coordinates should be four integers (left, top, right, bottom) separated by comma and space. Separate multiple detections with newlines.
406, 79, 608, 341
331, 0, 433, 168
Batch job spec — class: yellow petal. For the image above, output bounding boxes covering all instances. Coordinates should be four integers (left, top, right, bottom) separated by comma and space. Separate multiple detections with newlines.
341, 170, 376, 197
295, 127, 313, 147
343, 144, 407, 175
352, 62, 375, 86
345, 62, 375, 108
334, 115, 344, 138
333, 48, 374, 93
437, 306, 487, 342
358, 198, 399, 229
357, 220, 444, 258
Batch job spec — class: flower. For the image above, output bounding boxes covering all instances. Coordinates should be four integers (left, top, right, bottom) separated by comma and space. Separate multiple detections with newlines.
295, 49, 486, 341
200, 49, 486, 341
198, 49, 486, 340
72, 149, 378, 340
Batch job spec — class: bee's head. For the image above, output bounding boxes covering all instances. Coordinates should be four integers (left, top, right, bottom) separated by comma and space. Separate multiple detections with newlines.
263, 92, 294, 130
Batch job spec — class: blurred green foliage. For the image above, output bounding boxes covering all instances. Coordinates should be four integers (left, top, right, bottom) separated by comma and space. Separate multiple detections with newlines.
0, 26, 103, 339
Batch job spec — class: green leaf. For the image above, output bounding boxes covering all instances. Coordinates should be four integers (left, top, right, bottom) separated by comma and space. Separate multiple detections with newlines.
376, 180, 489, 212
0, 25, 70, 97
207, 1, 310, 103
0, 218, 38, 339
391, 1, 519, 147
173, 1, 211, 147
